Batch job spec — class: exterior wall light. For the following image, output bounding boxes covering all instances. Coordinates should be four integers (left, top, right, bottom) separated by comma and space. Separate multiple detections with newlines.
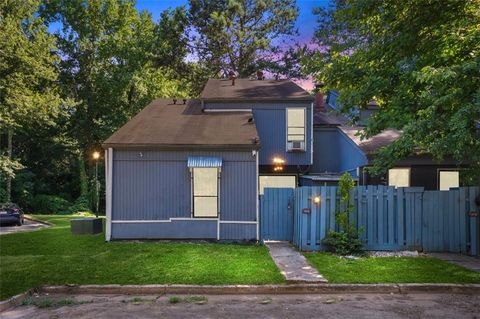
313, 196, 321, 205
273, 157, 285, 172
92, 151, 100, 160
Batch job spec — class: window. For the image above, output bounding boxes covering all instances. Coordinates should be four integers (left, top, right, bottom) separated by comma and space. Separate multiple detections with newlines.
192, 168, 218, 217
259, 175, 296, 195
439, 170, 459, 191
286, 108, 306, 151
388, 168, 410, 187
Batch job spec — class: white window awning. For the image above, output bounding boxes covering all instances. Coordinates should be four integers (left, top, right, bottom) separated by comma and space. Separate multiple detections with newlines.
187, 156, 223, 168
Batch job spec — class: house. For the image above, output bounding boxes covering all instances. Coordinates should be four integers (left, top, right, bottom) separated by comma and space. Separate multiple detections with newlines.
103, 78, 464, 241
301, 90, 464, 190
102, 77, 313, 241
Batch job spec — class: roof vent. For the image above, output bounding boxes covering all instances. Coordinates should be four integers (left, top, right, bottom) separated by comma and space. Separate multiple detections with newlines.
256, 70, 264, 80
228, 71, 237, 86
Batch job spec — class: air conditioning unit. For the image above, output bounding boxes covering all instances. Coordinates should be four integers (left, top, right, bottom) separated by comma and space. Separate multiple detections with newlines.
287, 141, 305, 151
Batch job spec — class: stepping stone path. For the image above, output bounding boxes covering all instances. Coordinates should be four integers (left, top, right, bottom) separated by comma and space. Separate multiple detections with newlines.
265, 241, 327, 283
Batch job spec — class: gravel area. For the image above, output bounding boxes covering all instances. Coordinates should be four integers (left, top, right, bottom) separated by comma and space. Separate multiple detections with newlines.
368, 251, 420, 258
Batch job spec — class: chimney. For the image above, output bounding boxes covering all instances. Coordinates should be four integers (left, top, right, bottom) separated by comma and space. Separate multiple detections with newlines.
228, 71, 237, 86
314, 82, 326, 113
256, 70, 264, 80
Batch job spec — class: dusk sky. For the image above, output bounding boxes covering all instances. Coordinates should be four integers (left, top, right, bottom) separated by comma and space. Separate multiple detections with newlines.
135, 0, 332, 90
135, 0, 330, 44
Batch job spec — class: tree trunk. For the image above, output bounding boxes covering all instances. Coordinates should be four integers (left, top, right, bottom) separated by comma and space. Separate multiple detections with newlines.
6, 129, 13, 202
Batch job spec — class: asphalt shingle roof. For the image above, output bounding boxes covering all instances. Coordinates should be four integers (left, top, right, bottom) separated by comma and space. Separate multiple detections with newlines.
201, 78, 314, 102
103, 99, 259, 149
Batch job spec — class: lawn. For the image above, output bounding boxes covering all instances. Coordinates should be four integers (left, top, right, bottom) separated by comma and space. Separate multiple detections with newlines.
0, 215, 284, 300
304, 252, 480, 284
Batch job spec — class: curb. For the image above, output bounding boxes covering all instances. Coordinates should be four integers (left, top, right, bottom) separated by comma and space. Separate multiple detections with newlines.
0, 289, 34, 313
38, 283, 480, 296
24, 215, 53, 226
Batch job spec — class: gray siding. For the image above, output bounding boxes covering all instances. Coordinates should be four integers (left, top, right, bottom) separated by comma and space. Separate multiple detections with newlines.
111, 150, 257, 240
204, 102, 312, 166
112, 220, 217, 239
220, 223, 257, 240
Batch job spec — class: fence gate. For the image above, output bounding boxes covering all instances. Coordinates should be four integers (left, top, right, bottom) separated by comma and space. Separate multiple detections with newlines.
260, 188, 294, 241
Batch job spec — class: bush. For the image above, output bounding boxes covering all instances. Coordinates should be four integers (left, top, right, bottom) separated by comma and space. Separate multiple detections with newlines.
322, 173, 364, 255
322, 229, 364, 256
30, 195, 72, 214
66, 195, 92, 215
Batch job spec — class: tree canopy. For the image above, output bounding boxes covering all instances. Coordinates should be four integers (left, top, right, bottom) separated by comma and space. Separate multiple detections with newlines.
304, 0, 480, 175
188, 0, 300, 78
0, 0, 64, 201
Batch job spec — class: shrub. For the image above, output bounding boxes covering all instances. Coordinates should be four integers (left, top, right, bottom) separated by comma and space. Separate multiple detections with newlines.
30, 194, 72, 214
322, 173, 364, 255
66, 195, 92, 215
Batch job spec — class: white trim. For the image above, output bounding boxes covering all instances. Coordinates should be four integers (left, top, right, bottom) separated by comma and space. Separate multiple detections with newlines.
219, 220, 258, 224
255, 150, 259, 240
112, 217, 219, 224
105, 148, 113, 241
111, 219, 255, 225
203, 109, 252, 112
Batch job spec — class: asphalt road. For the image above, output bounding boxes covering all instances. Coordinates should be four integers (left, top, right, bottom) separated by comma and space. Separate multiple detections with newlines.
0, 219, 49, 235
2, 293, 479, 319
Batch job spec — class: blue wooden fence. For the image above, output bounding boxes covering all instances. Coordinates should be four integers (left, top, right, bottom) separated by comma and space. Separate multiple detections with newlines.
260, 188, 294, 241
262, 186, 479, 255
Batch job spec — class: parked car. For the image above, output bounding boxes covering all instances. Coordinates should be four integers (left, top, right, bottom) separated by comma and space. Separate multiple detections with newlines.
0, 203, 25, 226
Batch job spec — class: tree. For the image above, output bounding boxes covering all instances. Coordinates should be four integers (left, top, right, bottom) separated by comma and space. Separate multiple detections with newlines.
41, 0, 189, 155
304, 0, 480, 175
188, 0, 299, 78
0, 0, 63, 202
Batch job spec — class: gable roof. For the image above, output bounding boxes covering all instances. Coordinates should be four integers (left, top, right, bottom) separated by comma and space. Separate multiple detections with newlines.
201, 78, 314, 102
103, 99, 259, 149
338, 126, 401, 156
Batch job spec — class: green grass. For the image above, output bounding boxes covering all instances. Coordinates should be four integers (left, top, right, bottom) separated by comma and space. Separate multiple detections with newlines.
0, 215, 284, 300
304, 252, 480, 284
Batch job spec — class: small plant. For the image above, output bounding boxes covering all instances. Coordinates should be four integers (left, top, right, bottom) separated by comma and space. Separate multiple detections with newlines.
322, 173, 364, 255
169, 296, 181, 304
126, 297, 155, 305
184, 295, 208, 304
168, 296, 208, 305
21, 297, 87, 308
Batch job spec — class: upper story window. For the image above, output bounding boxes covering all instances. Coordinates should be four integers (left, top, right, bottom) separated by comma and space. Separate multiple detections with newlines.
286, 108, 306, 151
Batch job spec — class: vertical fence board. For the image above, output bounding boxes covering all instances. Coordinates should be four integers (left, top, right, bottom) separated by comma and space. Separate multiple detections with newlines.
468, 187, 479, 256
263, 186, 479, 256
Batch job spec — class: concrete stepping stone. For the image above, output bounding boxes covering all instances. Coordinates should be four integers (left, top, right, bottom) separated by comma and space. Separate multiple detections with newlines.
265, 241, 327, 283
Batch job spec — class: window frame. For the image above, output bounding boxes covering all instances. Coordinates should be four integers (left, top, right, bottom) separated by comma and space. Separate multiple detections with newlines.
191, 167, 220, 218
387, 167, 411, 188
286, 107, 306, 151
437, 169, 460, 191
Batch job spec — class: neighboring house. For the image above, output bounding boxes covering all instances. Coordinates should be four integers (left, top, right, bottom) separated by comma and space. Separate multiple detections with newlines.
302, 90, 464, 190
102, 78, 313, 241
